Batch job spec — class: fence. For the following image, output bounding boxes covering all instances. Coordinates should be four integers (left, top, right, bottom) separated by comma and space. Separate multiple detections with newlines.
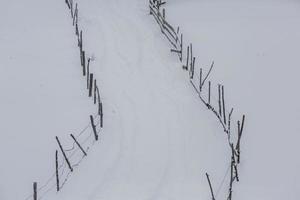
25, 0, 104, 199
149, 1, 246, 199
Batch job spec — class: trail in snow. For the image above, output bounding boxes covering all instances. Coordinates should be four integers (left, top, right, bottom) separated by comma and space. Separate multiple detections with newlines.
49, 0, 231, 200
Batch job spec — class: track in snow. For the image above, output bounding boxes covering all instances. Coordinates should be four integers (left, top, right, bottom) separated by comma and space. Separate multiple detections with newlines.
46, 0, 231, 199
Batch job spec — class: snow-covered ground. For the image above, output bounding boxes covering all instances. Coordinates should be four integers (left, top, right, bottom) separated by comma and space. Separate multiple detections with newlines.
1, 0, 299, 200
0, 0, 96, 199
166, 0, 300, 199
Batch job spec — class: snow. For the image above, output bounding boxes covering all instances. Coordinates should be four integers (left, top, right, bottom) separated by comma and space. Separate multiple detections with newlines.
0, 0, 299, 199
166, 0, 300, 199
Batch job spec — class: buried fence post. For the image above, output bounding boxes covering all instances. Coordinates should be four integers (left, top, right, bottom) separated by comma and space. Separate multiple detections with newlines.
70, 134, 87, 156
33, 182, 37, 200
55, 150, 59, 192
90, 115, 98, 141
56, 136, 73, 172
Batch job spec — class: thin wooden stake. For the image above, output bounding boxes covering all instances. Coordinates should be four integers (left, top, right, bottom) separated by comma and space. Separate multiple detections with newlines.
55, 150, 59, 192
90, 115, 98, 141
208, 81, 211, 105
89, 73, 93, 97
82, 51, 86, 76
180, 34, 183, 61
222, 85, 226, 125
201, 61, 214, 88
94, 79, 97, 104
199, 68, 203, 92
65, 0, 70, 9
100, 102, 103, 128
183, 45, 189, 70
56, 136, 73, 172
70, 134, 87, 156
190, 43, 193, 71
218, 84, 222, 117
70, 0, 73, 18
87, 58, 90, 89
205, 173, 216, 200
228, 108, 234, 140
33, 182, 37, 200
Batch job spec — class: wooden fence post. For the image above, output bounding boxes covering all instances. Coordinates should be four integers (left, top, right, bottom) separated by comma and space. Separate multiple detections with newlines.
205, 173, 215, 200
56, 136, 73, 172
70, 134, 87, 156
94, 79, 97, 104
87, 58, 90, 89
218, 84, 222, 117
222, 85, 226, 125
55, 150, 59, 192
199, 68, 203, 92
89, 73, 93, 97
90, 115, 98, 141
33, 182, 37, 200
99, 102, 103, 128
208, 81, 211, 105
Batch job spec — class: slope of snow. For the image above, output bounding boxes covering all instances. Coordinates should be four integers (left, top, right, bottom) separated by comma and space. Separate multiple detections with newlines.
165, 0, 300, 199
47, 0, 235, 199
2, 0, 299, 200
0, 0, 96, 199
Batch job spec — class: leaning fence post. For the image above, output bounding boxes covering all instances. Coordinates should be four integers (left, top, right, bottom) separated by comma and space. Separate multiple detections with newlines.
87, 58, 90, 89
205, 173, 215, 200
70, 134, 87, 156
56, 136, 73, 172
55, 150, 59, 192
90, 115, 98, 141
33, 182, 37, 200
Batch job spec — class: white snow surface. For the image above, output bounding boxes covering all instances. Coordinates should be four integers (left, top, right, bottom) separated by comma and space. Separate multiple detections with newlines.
0, 0, 299, 200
